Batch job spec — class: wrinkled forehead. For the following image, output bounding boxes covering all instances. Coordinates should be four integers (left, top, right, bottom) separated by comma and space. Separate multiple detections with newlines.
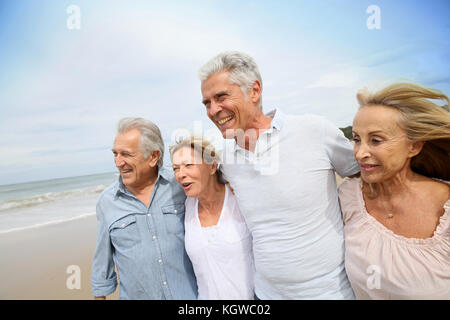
201, 71, 233, 92
172, 146, 203, 164
113, 129, 142, 151
353, 105, 404, 134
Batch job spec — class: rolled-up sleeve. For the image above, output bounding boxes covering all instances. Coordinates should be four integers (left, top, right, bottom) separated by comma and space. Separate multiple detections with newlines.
91, 200, 117, 297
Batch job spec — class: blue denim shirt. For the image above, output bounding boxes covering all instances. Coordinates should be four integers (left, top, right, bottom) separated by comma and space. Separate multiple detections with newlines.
91, 167, 198, 299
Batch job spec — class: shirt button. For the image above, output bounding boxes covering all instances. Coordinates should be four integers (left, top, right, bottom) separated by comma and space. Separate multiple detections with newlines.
174, 209, 178, 214
152, 235, 157, 240
121, 224, 125, 228
158, 259, 162, 263
162, 281, 167, 286
147, 213, 151, 217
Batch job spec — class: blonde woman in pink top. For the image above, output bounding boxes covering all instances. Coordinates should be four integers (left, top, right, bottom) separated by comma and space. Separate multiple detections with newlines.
338, 83, 450, 299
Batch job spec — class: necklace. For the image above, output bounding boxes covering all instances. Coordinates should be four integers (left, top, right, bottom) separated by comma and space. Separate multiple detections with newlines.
379, 198, 395, 219
362, 182, 395, 218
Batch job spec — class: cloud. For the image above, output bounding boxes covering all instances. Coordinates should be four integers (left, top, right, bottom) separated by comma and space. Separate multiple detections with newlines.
361, 46, 412, 68
305, 69, 360, 89
0, 3, 254, 184
1, 1, 450, 185
421, 75, 450, 86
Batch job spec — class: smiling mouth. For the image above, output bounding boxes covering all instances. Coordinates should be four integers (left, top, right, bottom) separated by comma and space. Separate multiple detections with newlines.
217, 115, 234, 125
182, 182, 192, 190
359, 164, 380, 171
120, 169, 133, 175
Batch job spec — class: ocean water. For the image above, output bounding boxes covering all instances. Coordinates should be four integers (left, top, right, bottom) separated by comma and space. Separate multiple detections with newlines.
0, 172, 118, 234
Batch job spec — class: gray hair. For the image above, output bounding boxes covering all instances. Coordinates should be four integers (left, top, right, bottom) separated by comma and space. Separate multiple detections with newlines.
198, 51, 263, 109
117, 117, 164, 167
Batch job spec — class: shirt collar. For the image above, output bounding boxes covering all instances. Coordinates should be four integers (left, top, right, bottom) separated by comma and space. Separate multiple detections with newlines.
231, 107, 285, 153
114, 166, 170, 197
266, 107, 284, 131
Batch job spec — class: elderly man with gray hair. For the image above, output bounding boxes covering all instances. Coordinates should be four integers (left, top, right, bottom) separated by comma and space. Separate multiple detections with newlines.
91, 117, 197, 299
198, 52, 360, 299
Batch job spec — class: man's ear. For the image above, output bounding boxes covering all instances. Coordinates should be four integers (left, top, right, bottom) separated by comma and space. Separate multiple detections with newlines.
409, 141, 425, 158
249, 80, 262, 105
148, 150, 160, 167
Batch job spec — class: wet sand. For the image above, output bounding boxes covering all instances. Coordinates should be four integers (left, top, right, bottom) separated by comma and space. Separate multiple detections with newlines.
0, 215, 119, 300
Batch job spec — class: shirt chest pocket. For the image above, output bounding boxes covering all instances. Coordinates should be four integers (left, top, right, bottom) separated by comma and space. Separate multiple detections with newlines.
109, 215, 140, 248
161, 203, 185, 235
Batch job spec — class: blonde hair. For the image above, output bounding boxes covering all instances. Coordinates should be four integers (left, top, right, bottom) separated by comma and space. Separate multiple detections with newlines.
356, 82, 450, 181
169, 135, 226, 184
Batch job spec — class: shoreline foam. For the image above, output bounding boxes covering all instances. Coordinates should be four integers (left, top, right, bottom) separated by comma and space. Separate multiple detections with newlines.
0, 212, 96, 235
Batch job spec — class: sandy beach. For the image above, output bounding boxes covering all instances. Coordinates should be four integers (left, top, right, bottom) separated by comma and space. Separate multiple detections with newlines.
0, 215, 119, 300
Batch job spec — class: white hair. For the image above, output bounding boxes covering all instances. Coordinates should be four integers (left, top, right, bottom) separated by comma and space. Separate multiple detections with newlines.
198, 51, 263, 109
117, 117, 164, 167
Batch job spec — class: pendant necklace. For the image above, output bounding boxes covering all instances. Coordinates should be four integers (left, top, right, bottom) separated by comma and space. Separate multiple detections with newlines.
380, 199, 395, 219
363, 182, 395, 218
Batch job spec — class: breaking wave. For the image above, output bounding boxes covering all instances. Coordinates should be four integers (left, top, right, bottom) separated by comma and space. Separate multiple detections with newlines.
0, 184, 109, 212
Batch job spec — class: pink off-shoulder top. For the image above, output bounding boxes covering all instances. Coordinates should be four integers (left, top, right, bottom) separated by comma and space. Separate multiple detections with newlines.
338, 178, 450, 299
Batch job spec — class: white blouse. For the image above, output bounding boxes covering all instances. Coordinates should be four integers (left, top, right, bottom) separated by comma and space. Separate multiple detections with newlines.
184, 185, 255, 300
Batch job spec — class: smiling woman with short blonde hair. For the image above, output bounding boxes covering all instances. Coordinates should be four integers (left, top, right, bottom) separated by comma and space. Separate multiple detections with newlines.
170, 135, 255, 300
169, 135, 226, 184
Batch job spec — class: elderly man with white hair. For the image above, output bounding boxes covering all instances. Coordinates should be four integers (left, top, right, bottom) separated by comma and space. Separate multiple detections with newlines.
198, 51, 360, 299
91, 117, 197, 300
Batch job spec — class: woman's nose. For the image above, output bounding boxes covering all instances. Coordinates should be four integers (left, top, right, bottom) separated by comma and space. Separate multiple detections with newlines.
181, 165, 189, 176
354, 142, 370, 160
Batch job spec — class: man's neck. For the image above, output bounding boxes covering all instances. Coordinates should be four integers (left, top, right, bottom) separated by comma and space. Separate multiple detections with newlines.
234, 113, 273, 151
126, 170, 159, 207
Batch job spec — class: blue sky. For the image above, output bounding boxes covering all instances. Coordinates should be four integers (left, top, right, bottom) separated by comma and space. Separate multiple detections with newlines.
0, 0, 449, 185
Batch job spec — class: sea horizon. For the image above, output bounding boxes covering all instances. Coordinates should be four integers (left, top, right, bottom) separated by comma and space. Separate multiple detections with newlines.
0, 170, 117, 188
0, 171, 119, 234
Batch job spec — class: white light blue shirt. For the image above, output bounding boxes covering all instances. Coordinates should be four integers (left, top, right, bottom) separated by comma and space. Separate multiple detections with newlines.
221, 108, 359, 299
91, 167, 198, 299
